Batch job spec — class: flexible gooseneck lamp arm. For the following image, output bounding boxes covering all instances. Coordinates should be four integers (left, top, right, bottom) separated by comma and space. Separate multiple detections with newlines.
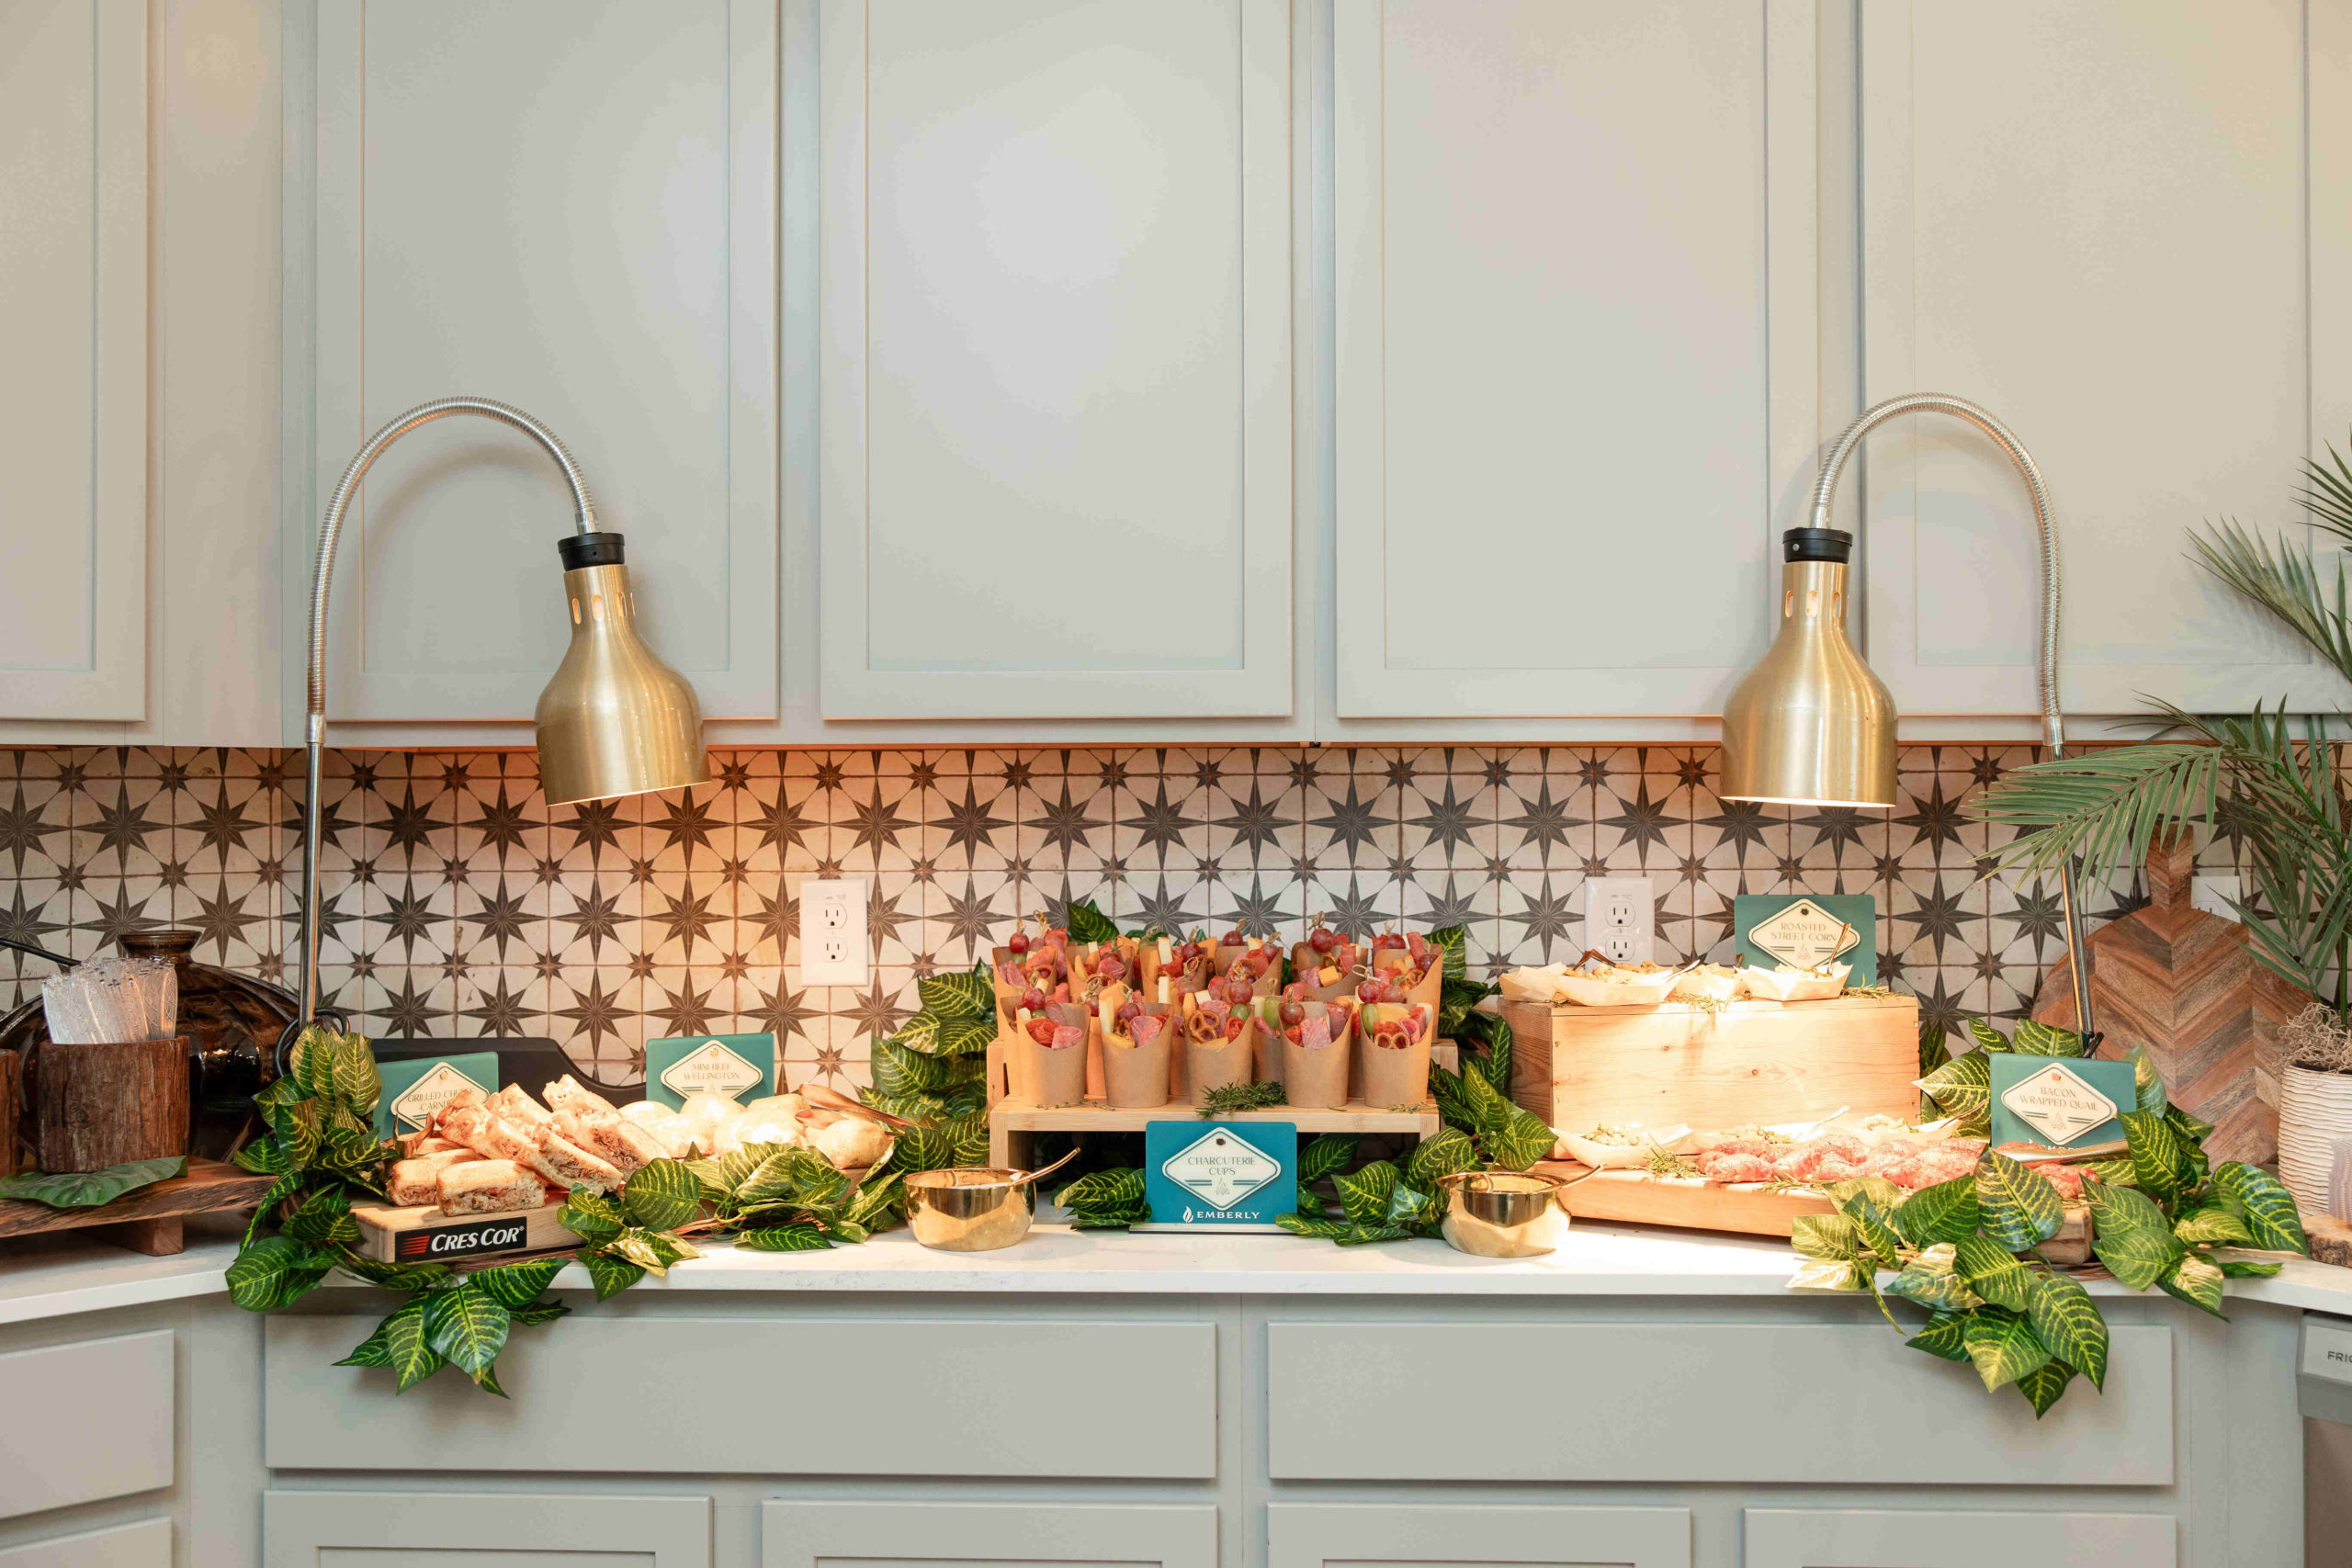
293, 398, 597, 1038
1810, 392, 2097, 1040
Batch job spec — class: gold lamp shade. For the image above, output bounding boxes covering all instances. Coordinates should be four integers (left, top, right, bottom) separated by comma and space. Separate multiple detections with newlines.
1718, 528, 1898, 808
535, 533, 709, 807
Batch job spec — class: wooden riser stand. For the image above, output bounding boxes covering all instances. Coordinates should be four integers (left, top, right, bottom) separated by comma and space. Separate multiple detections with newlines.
0, 1158, 281, 1257
984, 1038, 1453, 1170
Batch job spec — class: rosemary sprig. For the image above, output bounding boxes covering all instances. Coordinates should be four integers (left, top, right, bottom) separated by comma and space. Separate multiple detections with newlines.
1198, 1080, 1286, 1119
1643, 1145, 1702, 1179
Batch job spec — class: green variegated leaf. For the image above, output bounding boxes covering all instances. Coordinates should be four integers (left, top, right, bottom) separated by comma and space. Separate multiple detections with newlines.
608, 1231, 674, 1276
2122, 1109, 2194, 1198
2159, 1251, 2229, 1318
1952, 1234, 2036, 1312
2083, 1179, 2188, 1289
882, 1127, 956, 1179
1404, 1129, 1479, 1192
581, 1249, 645, 1302
2016, 1358, 2077, 1417
558, 1190, 628, 1245
1275, 1213, 1354, 1239
1787, 1257, 1867, 1292
2167, 1103, 2217, 1144
1294, 1182, 1329, 1217
288, 1026, 339, 1099
2024, 1270, 2109, 1390
933, 1015, 999, 1057
1065, 899, 1119, 944
1827, 1178, 1909, 1263
333, 1036, 382, 1114
1300, 1134, 1363, 1183
2121, 1044, 2169, 1113
1384, 1180, 1439, 1229
621, 1159, 703, 1231
334, 1254, 450, 1292
888, 1012, 942, 1054
2219, 1256, 2286, 1278
231, 1136, 293, 1176
1429, 1064, 1475, 1132
1966, 1018, 2013, 1054
422, 1288, 510, 1378
1438, 976, 1487, 1038
2013, 1020, 2088, 1057
944, 1113, 991, 1168
1792, 1213, 1868, 1261
2213, 1161, 2308, 1253
1335, 1161, 1401, 1225
737, 1222, 835, 1251
843, 1170, 904, 1231
282, 1185, 358, 1248
469, 1259, 564, 1311
685, 1158, 730, 1203
335, 1318, 395, 1369
1976, 1152, 2064, 1250
919, 969, 995, 1020
2080, 1156, 2138, 1187
379, 1298, 444, 1393
1907, 1309, 1972, 1362
508, 1299, 570, 1326
1456, 1064, 1514, 1135
1917, 1047, 1993, 1122
1335, 1223, 1414, 1247
1428, 924, 1470, 982
1962, 1305, 2052, 1391
1484, 1106, 1555, 1172
1054, 1168, 1147, 1213
0, 1156, 187, 1209
1477, 1016, 1513, 1095
1894, 1174, 1983, 1247
1886, 1244, 1981, 1312
224, 1235, 334, 1313
2173, 1197, 2253, 1247
242, 1170, 305, 1247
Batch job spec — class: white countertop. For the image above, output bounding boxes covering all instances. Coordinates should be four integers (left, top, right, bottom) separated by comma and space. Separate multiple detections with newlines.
7, 1214, 2352, 1324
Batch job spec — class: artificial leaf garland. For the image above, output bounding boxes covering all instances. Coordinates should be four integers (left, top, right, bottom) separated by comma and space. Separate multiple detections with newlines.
1790, 1015, 2308, 1416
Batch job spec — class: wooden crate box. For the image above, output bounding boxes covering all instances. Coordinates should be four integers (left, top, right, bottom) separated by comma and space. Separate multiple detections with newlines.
1503, 993, 1921, 1133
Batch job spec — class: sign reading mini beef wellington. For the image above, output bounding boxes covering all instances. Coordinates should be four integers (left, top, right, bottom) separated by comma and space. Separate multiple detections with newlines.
644, 1032, 777, 1111
375, 1053, 500, 1139
1735, 893, 1876, 984
1990, 1055, 2137, 1151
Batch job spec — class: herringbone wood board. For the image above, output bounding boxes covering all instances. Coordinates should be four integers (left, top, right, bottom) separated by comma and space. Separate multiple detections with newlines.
2033, 832, 2305, 1165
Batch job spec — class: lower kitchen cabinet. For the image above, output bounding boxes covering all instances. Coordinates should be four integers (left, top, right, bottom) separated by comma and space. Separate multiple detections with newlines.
262, 1492, 711, 1568
1269, 1503, 1690, 1568
1741, 1508, 2176, 1568
0, 1522, 170, 1568
0, 1332, 174, 1521
760, 1502, 1217, 1568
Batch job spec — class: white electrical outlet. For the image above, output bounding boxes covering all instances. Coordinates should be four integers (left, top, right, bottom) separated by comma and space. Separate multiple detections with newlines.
798, 877, 869, 985
1585, 876, 1654, 964
2191, 874, 2242, 923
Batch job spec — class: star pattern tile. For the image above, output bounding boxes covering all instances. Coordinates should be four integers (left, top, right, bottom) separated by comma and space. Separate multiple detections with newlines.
0, 743, 2210, 1086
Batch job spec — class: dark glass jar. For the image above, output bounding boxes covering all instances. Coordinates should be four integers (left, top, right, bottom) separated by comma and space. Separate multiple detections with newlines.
0, 928, 295, 1162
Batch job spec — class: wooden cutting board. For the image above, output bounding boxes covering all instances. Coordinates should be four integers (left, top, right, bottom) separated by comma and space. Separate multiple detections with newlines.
2032, 829, 2305, 1166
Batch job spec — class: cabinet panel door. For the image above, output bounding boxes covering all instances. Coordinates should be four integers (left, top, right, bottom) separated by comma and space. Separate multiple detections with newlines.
264, 1492, 709, 1568
818, 0, 1292, 719
303, 0, 776, 724
1743, 1508, 2174, 1568
1860, 0, 2344, 716
0, 1331, 173, 1521
763, 1502, 1216, 1568
1266, 1320, 2172, 1484
0, 0, 146, 721
0, 1522, 170, 1568
1332, 0, 1816, 718
1270, 1504, 1688, 1568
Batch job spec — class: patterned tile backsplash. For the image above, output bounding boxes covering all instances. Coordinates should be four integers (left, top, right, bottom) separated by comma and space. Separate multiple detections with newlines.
0, 743, 2211, 1091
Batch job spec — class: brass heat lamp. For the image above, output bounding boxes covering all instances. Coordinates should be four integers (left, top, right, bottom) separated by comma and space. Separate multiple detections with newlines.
288, 397, 708, 1039
1717, 392, 2096, 1036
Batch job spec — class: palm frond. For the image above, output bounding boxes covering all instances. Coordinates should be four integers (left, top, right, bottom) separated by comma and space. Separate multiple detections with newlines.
2301, 440, 2352, 547
2187, 520, 2352, 689
1975, 744, 2224, 881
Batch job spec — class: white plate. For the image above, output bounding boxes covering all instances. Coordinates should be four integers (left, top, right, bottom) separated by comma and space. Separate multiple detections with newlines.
1552, 1123, 1695, 1167
1739, 964, 1849, 1002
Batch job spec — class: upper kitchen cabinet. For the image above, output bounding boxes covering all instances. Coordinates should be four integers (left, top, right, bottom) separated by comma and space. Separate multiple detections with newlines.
0, 0, 148, 726
288, 0, 778, 736
811, 0, 1294, 722
1859, 0, 2350, 718
1329, 0, 1819, 729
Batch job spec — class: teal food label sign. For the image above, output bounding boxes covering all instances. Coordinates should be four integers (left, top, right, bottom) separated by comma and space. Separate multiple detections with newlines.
1734, 893, 1877, 985
1144, 1121, 1295, 1226
1989, 1054, 2136, 1151
643, 1032, 777, 1111
375, 1052, 499, 1138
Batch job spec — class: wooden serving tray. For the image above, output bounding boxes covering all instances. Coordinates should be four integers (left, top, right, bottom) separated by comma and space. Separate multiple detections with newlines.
0, 1158, 281, 1257
1538, 1158, 2092, 1266
351, 1200, 584, 1267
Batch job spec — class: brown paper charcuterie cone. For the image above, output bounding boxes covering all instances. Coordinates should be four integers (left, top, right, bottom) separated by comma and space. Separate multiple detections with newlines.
1102, 1027, 1172, 1110
1214, 942, 1282, 998
1022, 1003, 1092, 1108
1283, 1033, 1351, 1110
1183, 1008, 1257, 1107
1370, 947, 1444, 1010
1361, 1034, 1431, 1109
